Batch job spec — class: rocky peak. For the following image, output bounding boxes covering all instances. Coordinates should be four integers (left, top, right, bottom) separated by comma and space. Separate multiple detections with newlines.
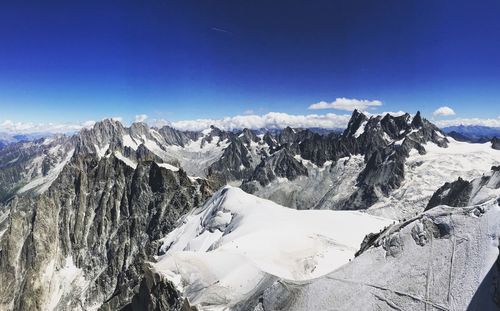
242, 148, 308, 191
425, 177, 472, 210
343, 109, 368, 137
157, 126, 198, 147
380, 113, 411, 139
239, 128, 258, 146
426, 165, 500, 210
129, 122, 150, 138
92, 118, 126, 138
411, 110, 423, 128
277, 126, 297, 145
201, 125, 232, 146
76, 119, 126, 155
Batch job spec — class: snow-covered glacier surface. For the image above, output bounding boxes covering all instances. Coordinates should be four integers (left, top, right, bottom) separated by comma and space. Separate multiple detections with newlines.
258, 199, 500, 311
153, 186, 392, 310
368, 138, 500, 219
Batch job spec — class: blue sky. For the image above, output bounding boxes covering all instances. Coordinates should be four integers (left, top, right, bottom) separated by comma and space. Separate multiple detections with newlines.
1, 0, 500, 131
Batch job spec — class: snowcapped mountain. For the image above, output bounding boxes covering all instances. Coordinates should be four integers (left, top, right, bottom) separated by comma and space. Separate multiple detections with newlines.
0, 132, 53, 148
1, 110, 500, 310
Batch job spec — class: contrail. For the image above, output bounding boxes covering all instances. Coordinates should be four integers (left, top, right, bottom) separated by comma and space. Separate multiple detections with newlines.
211, 27, 231, 34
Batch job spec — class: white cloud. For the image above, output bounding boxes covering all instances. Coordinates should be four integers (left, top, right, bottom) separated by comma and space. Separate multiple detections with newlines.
151, 112, 352, 131
111, 116, 123, 122
4, 111, 498, 135
243, 109, 254, 115
134, 114, 148, 122
434, 117, 500, 128
433, 106, 456, 117
0, 120, 95, 134
309, 97, 382, 111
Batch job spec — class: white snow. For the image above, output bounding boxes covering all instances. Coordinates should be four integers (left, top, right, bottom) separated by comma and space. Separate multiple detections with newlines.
94, 144, 109, 158
149, 129, 165, 142
42, 256, 88, 311
260, 200, 500, 311
435, 130, 445, 138
161, 135, 229, 177
154, 186, 391, 309
42, 137, 55, 145
157, 162, 180, 172
354, 121, 368, 138
118, 129, 230, 177
201, 128, 212, 135
114, 151, 137, 169
18, 149, 75, 194
122, 134, 139, 150
468, 169, 500, 206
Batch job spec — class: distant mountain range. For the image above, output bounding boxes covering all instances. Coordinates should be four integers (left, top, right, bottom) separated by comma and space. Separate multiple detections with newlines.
2, 124, 498, 149
0, 132, 53, 149
441, 125, 500, 143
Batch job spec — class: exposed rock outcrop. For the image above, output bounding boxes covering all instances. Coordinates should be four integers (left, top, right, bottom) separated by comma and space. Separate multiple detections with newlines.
492, 137, 500, 150
0, 153, 212, 310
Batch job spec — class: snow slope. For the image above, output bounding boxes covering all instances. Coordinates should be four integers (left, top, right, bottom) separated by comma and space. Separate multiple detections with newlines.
257, 200, 500, 311
153, 186, 392, 310
368, 138, 500, 219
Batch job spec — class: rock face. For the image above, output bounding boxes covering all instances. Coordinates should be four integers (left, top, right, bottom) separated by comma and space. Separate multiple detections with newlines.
0, 135, 76, 202
425, 177, 472, 210
492, 137, 500, 150
242, 148, 308, 192
0, 153, 212, 310
123, 267, 196, 311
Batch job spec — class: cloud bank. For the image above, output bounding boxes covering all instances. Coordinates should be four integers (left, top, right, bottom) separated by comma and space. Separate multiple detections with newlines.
309, 98, 382, 111
152, 112, 352, 131
0, 120, 95, 134
433, 106, 456, 116
3, 112, 500, 135
134, 114, 148, 122
434, 117, 500, 128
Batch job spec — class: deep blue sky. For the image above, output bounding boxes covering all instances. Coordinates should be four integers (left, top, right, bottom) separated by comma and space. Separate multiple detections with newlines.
0, 0, 500, 124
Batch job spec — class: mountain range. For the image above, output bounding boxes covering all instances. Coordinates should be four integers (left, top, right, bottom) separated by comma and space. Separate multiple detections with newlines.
1, 110, 499, 310
442, 125, 500, 143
